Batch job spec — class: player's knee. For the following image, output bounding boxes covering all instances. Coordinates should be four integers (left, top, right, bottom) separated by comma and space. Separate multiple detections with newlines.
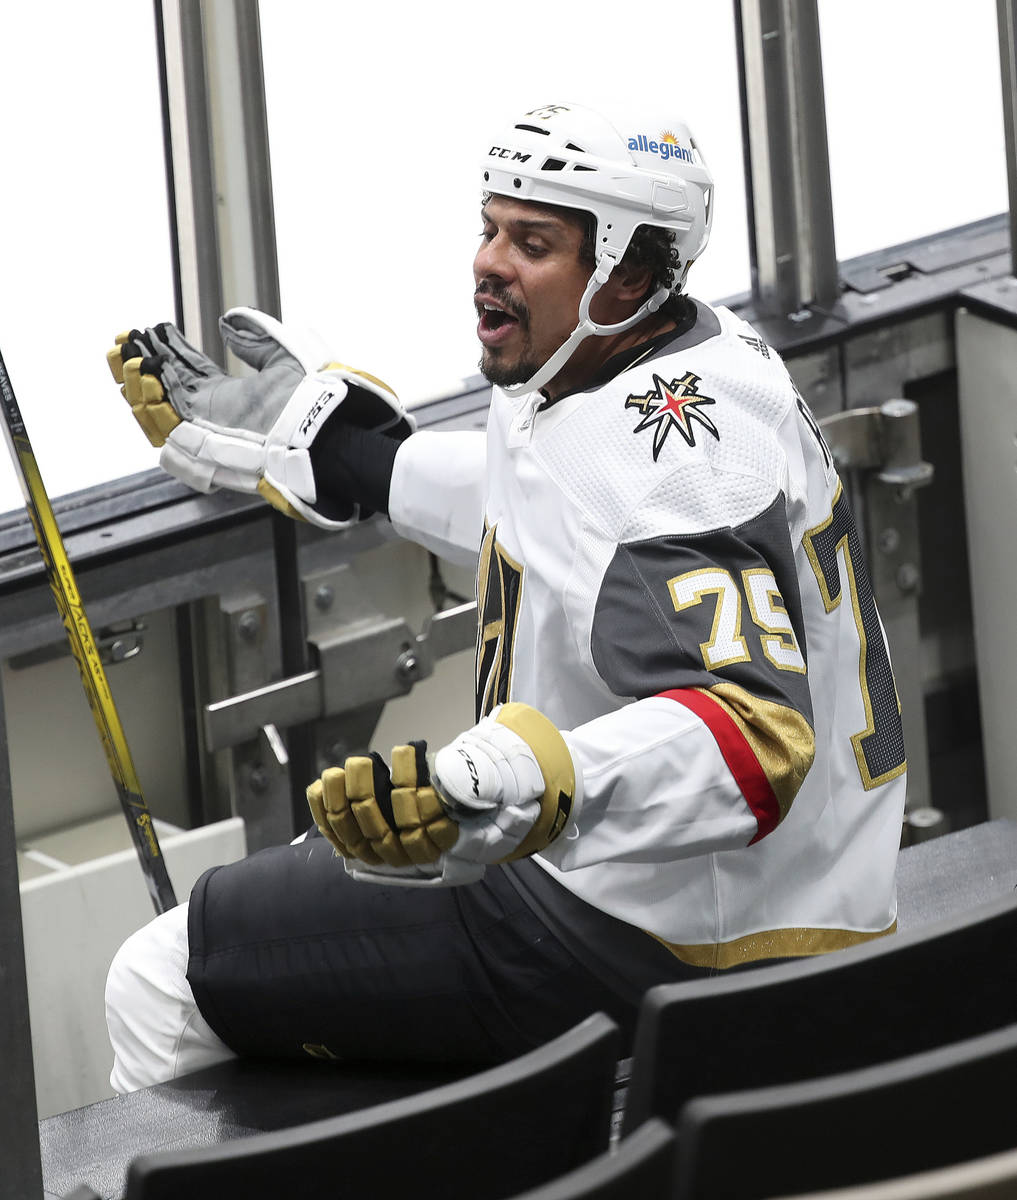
105, 933, 149, 1092
105, 922, 159, 1064
104, 929, 143, 1027
105, 906, 189, 1037
105, 906, 194, 1092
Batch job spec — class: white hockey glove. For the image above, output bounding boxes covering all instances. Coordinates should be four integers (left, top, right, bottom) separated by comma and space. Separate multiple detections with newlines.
106, 307, 414, 529
305, 703, 581, 887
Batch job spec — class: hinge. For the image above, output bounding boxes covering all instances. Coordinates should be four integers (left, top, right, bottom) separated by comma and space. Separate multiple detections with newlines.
819, 398, 934, 491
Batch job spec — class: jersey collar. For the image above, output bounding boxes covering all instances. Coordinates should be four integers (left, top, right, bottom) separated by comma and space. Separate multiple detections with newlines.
537, 295, 721, 412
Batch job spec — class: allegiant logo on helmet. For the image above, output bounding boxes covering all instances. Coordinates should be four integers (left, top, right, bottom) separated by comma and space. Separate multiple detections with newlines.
629, 132, 694, 163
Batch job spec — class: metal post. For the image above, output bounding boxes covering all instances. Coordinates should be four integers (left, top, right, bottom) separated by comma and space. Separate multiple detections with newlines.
996, 0, 1017, 275
201, 0, 311, 833
201, 0, 281, 320
155, 0, 223, 356
735, 0, 839, 316
155, 1, 311, 833
0, 677, 43, 1199
154, 0, 281, 349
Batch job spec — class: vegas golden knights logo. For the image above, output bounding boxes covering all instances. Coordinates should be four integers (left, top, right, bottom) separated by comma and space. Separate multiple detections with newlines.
475, 524, 524, 720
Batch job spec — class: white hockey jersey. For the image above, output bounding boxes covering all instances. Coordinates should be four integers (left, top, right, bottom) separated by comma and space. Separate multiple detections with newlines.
390, 299, 906, 968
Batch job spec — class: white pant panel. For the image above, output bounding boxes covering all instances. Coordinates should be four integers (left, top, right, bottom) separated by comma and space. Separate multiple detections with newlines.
105, 901, 236, 1093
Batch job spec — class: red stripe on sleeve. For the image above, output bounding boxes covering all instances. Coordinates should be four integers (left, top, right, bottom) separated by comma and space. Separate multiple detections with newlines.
658, 688, 780, 842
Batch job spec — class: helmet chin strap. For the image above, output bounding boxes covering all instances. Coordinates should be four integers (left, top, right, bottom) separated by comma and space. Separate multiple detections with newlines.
499, 254, 671, 398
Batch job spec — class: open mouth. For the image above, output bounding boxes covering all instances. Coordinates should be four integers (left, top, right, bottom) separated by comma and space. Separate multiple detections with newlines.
477, 301, 522, 348
479, 304, 518, 334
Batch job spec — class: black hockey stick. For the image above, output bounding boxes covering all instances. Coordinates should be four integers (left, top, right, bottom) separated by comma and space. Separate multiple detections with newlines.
0, 346, 177, 914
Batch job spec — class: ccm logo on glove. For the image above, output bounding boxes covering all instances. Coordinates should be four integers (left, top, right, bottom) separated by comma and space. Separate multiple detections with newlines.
299, 390, 335, 437
442, 746, 486, 806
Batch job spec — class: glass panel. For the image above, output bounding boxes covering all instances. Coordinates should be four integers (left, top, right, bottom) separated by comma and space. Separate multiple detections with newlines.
259, 1, 749, 407
0, 3, 175, 516
819, 0, 1007, 262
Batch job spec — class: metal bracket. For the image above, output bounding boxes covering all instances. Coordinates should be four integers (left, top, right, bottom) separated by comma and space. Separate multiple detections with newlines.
819, 398, 934, 490
820, 399, 934, 602
8, 618, 146, 671
203, 565, 477, 753
99, 619, 146, 665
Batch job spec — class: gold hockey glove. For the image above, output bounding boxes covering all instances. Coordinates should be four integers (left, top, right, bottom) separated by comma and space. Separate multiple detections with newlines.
106, 307, 412, 529
306, 703, 581, 887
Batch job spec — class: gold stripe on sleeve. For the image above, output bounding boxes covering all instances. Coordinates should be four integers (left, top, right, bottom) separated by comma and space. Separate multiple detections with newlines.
701, 682, 815, 824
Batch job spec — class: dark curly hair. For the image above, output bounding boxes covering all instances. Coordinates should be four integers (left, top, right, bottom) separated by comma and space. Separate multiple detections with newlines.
574, 214, 680, 298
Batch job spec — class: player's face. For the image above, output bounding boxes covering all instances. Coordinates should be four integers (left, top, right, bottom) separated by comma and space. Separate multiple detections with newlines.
473, 196, 591, 390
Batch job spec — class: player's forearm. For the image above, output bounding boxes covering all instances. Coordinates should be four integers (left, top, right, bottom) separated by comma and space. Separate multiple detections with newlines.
388, 430, 488, 565
542, 690, 814, 872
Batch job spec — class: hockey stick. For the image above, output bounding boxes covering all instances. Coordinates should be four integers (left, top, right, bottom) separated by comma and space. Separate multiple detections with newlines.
0, 346, 177, 915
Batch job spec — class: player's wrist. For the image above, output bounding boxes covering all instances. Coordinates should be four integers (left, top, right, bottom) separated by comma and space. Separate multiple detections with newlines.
309, 416, 406, 518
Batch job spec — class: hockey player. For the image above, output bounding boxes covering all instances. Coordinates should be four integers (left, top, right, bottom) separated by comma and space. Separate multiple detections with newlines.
104, 102, 907, 1089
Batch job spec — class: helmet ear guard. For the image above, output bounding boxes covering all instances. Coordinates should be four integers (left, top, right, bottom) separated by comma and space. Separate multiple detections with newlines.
480, 103, 714, 396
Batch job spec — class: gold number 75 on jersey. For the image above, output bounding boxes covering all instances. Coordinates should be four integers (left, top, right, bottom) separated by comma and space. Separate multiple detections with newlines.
668, 566, 806, 675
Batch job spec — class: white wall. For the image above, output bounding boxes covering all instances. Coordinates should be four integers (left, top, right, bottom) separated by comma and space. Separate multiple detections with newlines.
818, 0, 1006, 260
0, 3, 172, 514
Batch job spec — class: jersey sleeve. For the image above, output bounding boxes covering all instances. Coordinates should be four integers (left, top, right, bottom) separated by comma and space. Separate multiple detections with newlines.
388, 430, 488, 565
542, 492, 816, 871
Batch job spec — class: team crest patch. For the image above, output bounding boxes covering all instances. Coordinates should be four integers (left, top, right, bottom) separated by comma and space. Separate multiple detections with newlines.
625, 371, 720, 460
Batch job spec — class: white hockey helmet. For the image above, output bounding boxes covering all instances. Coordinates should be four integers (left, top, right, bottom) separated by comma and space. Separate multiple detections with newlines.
481, 101, 714, 395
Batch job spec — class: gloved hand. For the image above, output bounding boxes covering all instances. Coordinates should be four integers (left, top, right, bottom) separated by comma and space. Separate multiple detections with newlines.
106, 307, 414, 529
306, 703, 581, 887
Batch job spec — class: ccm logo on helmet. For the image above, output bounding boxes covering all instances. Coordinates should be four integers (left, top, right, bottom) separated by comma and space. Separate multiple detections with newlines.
488, 146, 532, 163
629, 133, 695, 163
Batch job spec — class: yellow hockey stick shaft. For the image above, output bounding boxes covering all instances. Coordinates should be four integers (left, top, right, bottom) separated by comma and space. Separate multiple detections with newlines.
0, 349, 176, 914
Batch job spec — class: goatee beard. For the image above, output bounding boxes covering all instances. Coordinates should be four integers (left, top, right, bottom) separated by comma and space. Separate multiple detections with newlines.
479, 352, 540, 388
474, 281, 535, 387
